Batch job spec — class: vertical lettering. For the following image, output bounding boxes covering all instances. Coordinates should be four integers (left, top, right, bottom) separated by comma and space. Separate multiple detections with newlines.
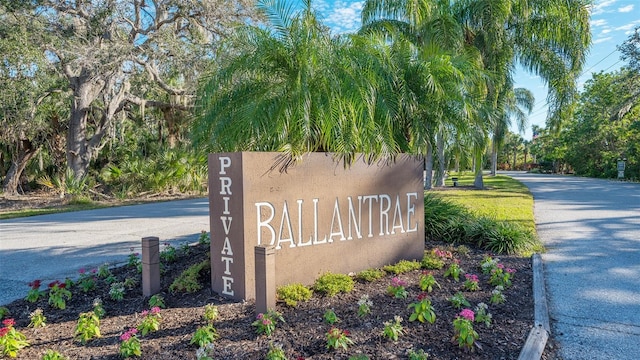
221, 256, 233, 275
379, 194, 391, 235
255, 202, 276, 246
218, 156, 231, 174
221, 237, 233, 256
222, 196, 231, 215
406, 192, 418, 232
219, 177, 232, 195
220, 216, 232, 235
222, 276, 234, 296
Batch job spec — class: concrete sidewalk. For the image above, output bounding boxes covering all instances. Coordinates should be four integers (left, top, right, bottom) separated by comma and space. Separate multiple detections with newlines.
0, 198, 210, 305
505, 172, 640, 360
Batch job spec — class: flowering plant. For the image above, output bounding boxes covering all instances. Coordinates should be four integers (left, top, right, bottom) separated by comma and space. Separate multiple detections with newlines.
92, 298, 106, 319
452, 309, 478, 350
265, 342, 288, 360
28, 308, 46, 328
74, 311, 101, 344
42, 349, 67, 360
77, 268, 97, 293
490, 285, 506, 304
25, 279, 45, 303
325, 327, 353, 350
190, 325, 219, 347
463, 274, 480, 291
138, 307, 161, 336
160, 243, 177, 262
128, 251, 141, 268
203, 304, 219, 324
357, 295, 373, 317
252, 310, 284, 336
474, 303, 492, 327
433, 248, 453, 259
48, 280, 72, 310
0, 318, 29, 358
444, 260, 463, 282
109, 282, 126, 301
480, 256, 499, 275
449, 292, 470, 309
119, 328, 141, 358
386, 277, 408, 299
382, 316, 405, 341
323, 309, 339, 324
195, 343, 215, 360
148, 294, 166, 309
489, 264, 515, 287
419, 271, 440, 293
408, 293, 437, 323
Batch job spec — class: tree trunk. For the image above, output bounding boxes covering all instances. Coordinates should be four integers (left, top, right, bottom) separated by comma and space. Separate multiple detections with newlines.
424, 142, 434, 190
474, 145, 484, 189
2, 137, 40, 195
434, 131, 445, 187
490, 141, 498, 176
513, 148, 517, 171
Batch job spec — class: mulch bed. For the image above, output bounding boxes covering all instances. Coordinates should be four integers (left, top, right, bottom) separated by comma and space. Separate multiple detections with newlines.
1, 240, 559, 359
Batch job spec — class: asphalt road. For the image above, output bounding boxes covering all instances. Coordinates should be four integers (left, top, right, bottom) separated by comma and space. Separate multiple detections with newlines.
0, 198, 210, 306
505, 172, 640, 360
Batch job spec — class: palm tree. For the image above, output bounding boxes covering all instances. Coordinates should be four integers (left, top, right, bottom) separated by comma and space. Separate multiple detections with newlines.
194, 0, 408, 166
456, 0, 591, 187
490, 86, 534, 175
361, 0, 486, 189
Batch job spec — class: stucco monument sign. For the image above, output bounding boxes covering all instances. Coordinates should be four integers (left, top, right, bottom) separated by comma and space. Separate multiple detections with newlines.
208, 152, 425, 301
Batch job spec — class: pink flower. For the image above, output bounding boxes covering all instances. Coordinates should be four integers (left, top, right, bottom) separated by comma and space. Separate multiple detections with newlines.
391, 277, 407, 287
79, 268, 86, 274
256, 313, 264, 320
262, 318, 272, 326
2, 318, 15, 328
151, 307, 161, 314
0, 327, 8, 337
48, 281, 59, 288
506, 268, 516, 274
417, 292, 429, 301
28, 279, 42, 289
141, 310, 149, 317
120, 328, 138, 341
459, 309, 475, 322
497, 263, 505, 269
464, 274, 478, 282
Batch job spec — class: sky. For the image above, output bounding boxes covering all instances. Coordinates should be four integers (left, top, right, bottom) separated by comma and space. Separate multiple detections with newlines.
309, 0, 640, 140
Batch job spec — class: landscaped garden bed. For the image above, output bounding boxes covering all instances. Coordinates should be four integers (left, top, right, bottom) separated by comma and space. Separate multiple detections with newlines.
0, 237, 543, 360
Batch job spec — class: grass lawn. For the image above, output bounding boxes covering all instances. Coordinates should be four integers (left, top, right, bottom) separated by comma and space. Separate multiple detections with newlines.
435, 173, 541, 254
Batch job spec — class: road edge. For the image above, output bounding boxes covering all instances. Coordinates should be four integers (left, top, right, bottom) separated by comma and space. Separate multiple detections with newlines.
518, 253, 550, 360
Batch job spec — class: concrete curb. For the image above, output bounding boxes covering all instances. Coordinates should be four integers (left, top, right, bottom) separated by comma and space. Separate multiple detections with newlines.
518, 254, 550, 360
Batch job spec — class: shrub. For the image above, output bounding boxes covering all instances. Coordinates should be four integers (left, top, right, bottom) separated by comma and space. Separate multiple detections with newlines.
356, 268, 386, 282
484, 221, 535, 255
420, 253, 444, 270
313, 272, 354, 297
423, 193, 470, 243
383, 260, 421, 275
169, 260, 210, 293
276, 283, 312, 307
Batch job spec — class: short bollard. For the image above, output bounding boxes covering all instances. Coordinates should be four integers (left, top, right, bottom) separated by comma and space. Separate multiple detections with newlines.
451, 177, 459, 187
142, 237, 161, 297
255, 245, 276, 315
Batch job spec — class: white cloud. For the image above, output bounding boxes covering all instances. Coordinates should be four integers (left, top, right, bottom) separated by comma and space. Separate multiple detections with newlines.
591, 19, 608, 27
593, 36, 614, 44
614, 20, 640, 32
601, 28, 612, 34
618, 4, 634, 13
590, 0, 617, 15
321, 1, 364, 34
